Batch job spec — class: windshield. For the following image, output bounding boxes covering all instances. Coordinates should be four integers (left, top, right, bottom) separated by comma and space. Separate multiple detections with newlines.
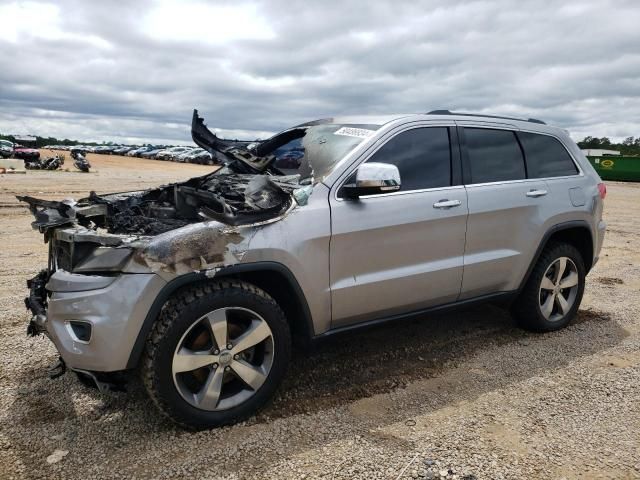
267, 123, 381, 180
190, 110, 382, 181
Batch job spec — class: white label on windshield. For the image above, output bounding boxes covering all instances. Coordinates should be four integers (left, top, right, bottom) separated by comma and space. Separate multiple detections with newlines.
333, 127, 376, 138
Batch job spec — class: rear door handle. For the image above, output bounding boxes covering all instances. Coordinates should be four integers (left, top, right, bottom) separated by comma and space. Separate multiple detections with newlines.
526, 189, 548, 198
433, 199, 462, 209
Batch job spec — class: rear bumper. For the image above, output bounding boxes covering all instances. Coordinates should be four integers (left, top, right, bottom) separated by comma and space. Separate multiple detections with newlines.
593, 219, 607, 267
26, 269, 166, 372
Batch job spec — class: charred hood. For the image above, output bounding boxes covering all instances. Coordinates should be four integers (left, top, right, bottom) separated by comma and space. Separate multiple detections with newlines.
17, 172, 300, 237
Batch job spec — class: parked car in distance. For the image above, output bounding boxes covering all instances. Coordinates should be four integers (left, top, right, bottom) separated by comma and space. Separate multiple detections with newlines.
126, 147, 145, 157
153, 147, 173, 160
21, 109, 606, 429
192, 150, 214, 164
182, 148, 211, 164
140, 148, 165, 159
156, 146, 193, 161
95, 146, 117, 155
127, 146, 152, 157
12, 144, 40, 160
174, 148, 199, 162
113, 146, 135, 155
0, 139, 13, 158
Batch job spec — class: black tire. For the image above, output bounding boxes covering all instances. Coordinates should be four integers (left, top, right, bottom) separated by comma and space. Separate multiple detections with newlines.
141, 280, 291, 429
512, 242, 586, 332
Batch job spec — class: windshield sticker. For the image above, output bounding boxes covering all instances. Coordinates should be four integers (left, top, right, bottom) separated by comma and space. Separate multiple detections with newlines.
333, 127, 376, 138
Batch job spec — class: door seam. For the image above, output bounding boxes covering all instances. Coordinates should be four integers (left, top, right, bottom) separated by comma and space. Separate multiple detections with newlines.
457, 186, 470, 302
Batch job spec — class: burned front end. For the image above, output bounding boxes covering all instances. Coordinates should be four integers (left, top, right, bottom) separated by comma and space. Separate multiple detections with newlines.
19, 171, 305, 368
19, 110, 317, 384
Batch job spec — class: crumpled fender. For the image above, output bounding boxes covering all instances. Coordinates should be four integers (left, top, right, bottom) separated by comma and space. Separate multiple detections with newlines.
134, 221, 250, 276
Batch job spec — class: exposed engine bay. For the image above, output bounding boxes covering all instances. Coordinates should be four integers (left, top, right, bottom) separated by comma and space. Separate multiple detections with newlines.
18, 172, 304, 237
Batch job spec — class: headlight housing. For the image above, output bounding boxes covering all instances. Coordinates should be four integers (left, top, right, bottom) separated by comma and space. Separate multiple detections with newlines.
70, 246, 133, 273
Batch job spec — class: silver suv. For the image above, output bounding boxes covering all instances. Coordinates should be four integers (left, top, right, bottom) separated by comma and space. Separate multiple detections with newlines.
21, 109, 607, 428
0, 139, 13, 158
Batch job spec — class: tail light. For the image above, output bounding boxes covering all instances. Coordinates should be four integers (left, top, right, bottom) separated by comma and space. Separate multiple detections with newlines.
597, 183, 607, 200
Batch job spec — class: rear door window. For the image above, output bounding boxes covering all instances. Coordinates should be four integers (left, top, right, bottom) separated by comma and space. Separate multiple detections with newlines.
518, 132, 578, 178
365, 127, 451, 191
464, 128, 525, 183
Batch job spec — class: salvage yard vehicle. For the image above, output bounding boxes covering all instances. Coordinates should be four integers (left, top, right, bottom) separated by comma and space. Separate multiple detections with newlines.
127, 146, 154, 157
190, 149, 215, 165
174, 149, 193, 162
127, 146, 149, 157
24, 154, 64, 170
113, 146, 135, 155
181, 147, 206, 163
71, 148, 91, 172
13, 144, 40, 161
156, 146, 193, 161
20, 109, 606, 429
0, 139, 13, 158
140, 147, 165, 159
94, 146, 116, 155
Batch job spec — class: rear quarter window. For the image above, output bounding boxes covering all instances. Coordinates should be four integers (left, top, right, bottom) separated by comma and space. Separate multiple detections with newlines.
518, 132, 578, 178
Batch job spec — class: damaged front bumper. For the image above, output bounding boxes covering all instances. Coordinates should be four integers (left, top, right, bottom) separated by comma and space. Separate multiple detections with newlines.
25, 268, 167, 372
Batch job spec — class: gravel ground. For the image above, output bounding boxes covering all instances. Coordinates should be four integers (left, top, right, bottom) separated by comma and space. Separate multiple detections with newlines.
1, 155, 639, 479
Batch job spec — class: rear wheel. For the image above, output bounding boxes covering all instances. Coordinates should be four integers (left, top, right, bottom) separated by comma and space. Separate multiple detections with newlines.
512, 242, 586, 332
142, 280, 291, 429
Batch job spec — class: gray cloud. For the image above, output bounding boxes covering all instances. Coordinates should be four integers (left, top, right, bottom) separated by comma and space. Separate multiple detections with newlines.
0, 0, 639, 144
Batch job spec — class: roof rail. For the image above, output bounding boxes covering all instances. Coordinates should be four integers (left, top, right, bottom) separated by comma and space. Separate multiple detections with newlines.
426, 109, 546, 125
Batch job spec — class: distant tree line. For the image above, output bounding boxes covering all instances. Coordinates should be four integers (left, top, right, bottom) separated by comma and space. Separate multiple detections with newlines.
0, 133, 107, 148
0, 133, 152, 148
577, 136, 640, 156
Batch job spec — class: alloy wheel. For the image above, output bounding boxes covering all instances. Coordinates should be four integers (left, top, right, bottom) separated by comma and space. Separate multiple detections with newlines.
172, 307, 274, 411
538, 256, 580, 322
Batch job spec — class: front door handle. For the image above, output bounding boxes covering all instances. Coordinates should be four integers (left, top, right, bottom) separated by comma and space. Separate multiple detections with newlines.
526, 189, 548, 198
433, 199, 462, 209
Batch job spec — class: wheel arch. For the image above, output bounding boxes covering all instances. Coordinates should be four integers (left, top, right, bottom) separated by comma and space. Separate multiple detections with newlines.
126, 262, 314, 369
518, 220, 594, 293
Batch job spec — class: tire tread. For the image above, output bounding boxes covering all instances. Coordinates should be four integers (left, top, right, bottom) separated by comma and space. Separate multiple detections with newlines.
141, 279, 290, 429
512, 241, 585, 332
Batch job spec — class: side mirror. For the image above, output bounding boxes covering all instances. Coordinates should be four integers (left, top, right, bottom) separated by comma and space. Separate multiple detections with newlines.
342, 162, 401, 198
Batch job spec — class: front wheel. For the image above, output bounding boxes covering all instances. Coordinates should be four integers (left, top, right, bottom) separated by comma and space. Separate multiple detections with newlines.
142, 280, 291, 429
512, 242, 586, 332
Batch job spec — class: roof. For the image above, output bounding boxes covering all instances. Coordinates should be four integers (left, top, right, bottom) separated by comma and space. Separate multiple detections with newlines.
310, 111, 554, 130
299, 114, 414, 127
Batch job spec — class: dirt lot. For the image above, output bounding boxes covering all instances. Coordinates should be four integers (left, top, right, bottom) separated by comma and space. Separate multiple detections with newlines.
1, 153, 639, 479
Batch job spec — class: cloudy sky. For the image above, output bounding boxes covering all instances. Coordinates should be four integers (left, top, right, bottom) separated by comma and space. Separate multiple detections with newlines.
1, 0, 639, 145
